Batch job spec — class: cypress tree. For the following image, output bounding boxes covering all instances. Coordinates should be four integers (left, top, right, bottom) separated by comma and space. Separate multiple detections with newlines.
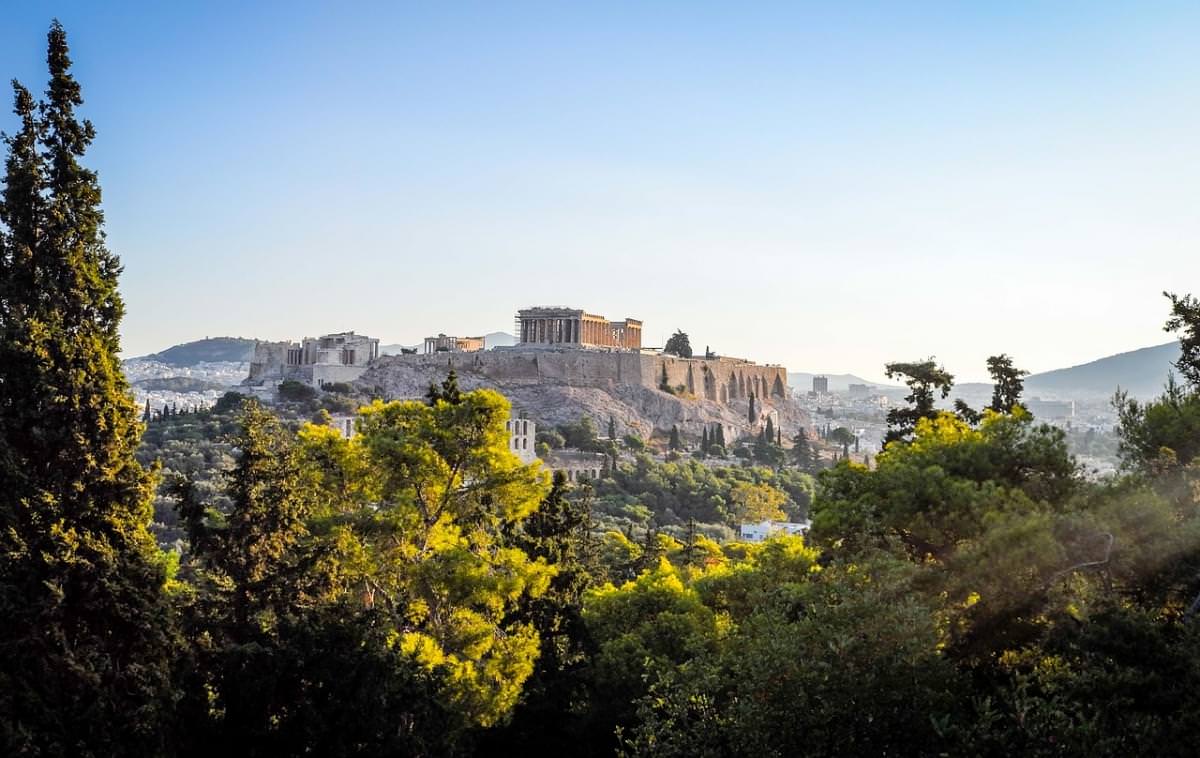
0, 22, 176, 755
701, 426, 709, 455
669, 424, 682, 451
748, 392, 757, 423
608, 415, 616, 441
716, 424, 725, 448
792, 430, 811, 470
765, 416, 775, 445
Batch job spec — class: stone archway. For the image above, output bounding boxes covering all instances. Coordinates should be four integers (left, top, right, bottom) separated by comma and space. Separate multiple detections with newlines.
772, 374, 786, 398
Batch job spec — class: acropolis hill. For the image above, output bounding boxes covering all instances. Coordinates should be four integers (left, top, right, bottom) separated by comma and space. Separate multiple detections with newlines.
352, 306, 804, 445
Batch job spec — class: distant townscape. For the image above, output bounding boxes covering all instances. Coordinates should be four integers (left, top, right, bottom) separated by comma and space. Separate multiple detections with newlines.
128, 317, 1179, 481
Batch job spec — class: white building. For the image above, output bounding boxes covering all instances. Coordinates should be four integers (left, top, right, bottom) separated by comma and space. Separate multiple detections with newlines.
330, 413, 357, 439
739, 519, 811, 543
507, 415, 537, 464
247, 331, 379, 390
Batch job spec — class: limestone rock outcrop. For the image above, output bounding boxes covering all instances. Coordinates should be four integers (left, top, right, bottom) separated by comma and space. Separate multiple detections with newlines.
354, 348, 806, 445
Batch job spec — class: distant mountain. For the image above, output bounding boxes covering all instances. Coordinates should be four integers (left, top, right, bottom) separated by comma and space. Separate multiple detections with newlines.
381, 332, 518, 356
1022, 342, 1180, 399
137, 337, 256, 366
794, 341, 1182, 402
484, 331, 517, 349
787, 372, 895, 393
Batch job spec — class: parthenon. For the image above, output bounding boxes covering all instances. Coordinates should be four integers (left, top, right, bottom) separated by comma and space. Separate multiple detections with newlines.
516, 306, 642, 350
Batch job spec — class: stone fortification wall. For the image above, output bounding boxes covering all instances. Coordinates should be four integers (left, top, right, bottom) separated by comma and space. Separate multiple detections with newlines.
358, 347, 798, 444
368, 348, 786, 406
248, 341, 292, 382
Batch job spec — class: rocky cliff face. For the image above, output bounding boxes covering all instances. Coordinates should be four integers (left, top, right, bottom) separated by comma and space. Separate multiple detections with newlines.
354, 349, 807, 446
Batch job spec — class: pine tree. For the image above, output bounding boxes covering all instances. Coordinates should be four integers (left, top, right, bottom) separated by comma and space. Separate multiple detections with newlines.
426, 368, 462, 405
637, 519, 665, 572
0, 23, 176, 754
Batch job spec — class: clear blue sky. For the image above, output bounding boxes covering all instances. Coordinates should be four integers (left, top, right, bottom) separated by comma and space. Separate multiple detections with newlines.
2, 2, 1197, 382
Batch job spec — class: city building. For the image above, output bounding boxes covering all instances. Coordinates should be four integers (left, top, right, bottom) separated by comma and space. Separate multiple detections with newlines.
247, 331, 379, 389
506, 415, 537, 464
545, 449, 607, 483
515, 306, 642, 350
423, 334, 485, 354
1026, 397, 1076, 420
739, 519, 811, 543
329, 413, 357, 439
848, 383, 869, 397
812, 376, 829, 394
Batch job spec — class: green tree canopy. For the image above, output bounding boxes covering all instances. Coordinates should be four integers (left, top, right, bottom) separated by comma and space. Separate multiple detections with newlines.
987, 353, 1029, 414
664, 330, 693, 358
0, 23, 176, 754
884, 358, 955, 444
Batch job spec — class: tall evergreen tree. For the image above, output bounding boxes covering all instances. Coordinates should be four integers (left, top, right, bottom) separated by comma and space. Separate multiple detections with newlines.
669, 425, 682, 451
488, 472, 593, 753
986, 353, 1028, 414
791, 429, 812, 471
748, 392, 757, 424
883, 358, 955, 444
765, 416, 775, 445
426, 368, 462, 405
608, 415, 617, 441
701, 426, 710, 455
1165, 291, 1200, 387
716, 423, 726, 449
0, 23, 176, 755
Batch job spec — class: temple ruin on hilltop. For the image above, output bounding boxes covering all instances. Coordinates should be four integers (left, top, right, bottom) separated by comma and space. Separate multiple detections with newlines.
423, 334, 484, 354
516, 306, 643, 350
247, 331, 379, 389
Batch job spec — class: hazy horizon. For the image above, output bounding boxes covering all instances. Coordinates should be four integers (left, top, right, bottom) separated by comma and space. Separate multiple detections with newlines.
3, 2, 1196, 383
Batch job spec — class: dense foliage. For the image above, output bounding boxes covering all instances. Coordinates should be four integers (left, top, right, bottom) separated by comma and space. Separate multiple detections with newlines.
10, 22, 1200, 758
0, 24, 177, 755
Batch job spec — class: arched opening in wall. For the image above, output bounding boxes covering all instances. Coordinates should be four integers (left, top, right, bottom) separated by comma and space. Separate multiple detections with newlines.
737, 373, 746, 398
703, 367, 716, 400
772, 375, 786, 398
720, 384, 728, 404
686, 365, 695, 395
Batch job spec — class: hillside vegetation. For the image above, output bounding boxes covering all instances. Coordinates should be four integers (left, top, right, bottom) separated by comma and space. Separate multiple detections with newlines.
139, 336, 257, 366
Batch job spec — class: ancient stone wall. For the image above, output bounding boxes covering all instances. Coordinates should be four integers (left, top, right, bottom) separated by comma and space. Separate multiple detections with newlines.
248, 341, 292, 382
368, 347, 787, 408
